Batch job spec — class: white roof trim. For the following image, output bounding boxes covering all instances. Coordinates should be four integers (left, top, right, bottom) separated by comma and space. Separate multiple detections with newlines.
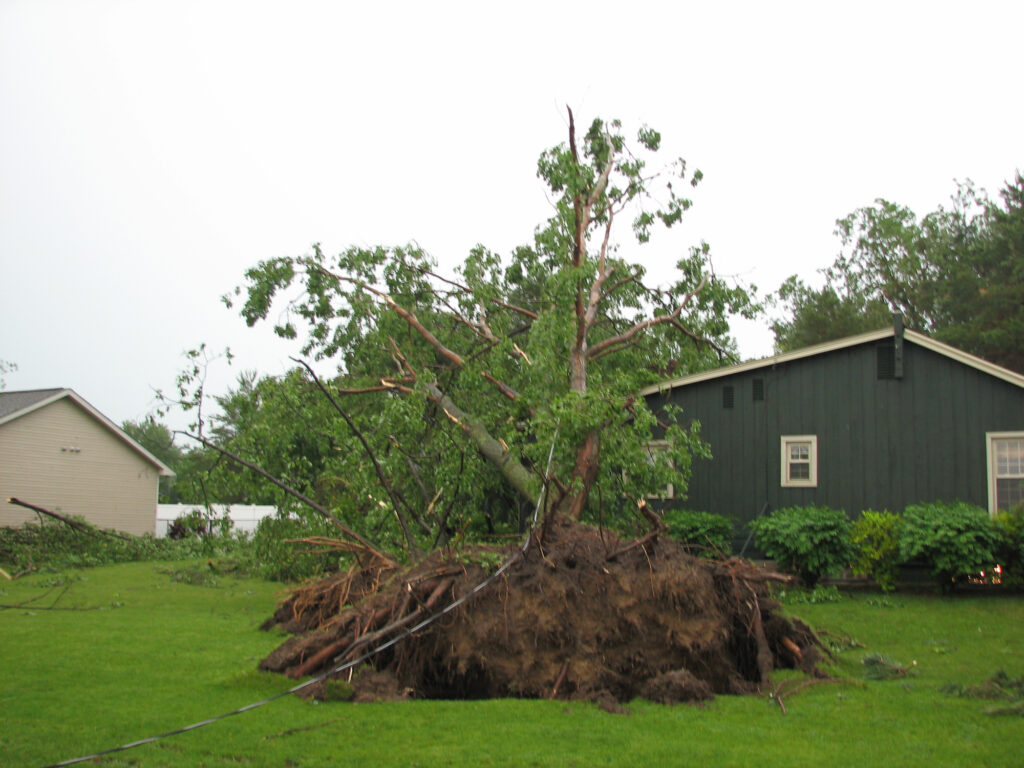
641, 327, 1024, 395
0, 388, 175, 476
904, 331, 1024, 389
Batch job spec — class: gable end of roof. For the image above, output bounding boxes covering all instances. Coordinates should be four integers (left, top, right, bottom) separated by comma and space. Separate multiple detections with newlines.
641, 328, 1024, 396
0, 388, 175, 476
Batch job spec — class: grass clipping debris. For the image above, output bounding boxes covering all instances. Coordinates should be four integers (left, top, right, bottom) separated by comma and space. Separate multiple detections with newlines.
259, 515, 824, 705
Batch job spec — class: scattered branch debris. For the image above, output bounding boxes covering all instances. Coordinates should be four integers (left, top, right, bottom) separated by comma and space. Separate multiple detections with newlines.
862, 653, 914, 680
942, 671, 1024, 715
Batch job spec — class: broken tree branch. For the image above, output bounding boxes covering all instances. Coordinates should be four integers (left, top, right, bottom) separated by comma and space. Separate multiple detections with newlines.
175, 432, 394, 565
292, 357, 423, 556
6, 498, 131, 540
422, 382, 540, 507
480, 371, 522, 403
312, 265, 465, 369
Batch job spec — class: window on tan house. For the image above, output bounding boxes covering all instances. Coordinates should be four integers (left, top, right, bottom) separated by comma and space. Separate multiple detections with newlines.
781, 435, 818, 488
987, 432, 1024, 514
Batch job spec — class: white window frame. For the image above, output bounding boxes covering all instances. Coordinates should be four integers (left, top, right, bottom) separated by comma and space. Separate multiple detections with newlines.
643, 440, 674, 500
986, 431, 1024, 515
780, 435, 818, 488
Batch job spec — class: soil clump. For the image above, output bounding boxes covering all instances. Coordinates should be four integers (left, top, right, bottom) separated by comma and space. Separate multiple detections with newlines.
259, 514, 822, 705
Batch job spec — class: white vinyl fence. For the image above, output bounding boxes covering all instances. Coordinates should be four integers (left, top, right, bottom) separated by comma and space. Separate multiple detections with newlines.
155, 504, 278, 537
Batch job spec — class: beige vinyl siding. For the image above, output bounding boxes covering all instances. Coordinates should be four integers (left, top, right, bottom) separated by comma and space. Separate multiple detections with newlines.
0, 398, 159, 535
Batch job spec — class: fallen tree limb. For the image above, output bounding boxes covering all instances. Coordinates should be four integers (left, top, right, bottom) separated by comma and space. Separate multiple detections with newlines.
605, 528, 662, 562
6, 498, 131, 540
293, 357, 425, 556
176, 432, 395, 567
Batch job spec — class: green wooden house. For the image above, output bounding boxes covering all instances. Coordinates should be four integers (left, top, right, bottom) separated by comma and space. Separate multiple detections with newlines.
641, 320, 1024, 549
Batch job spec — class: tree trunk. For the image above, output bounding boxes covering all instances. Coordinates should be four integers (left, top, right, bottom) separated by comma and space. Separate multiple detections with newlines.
563, 431, 600, 520
423, 382, 540, 507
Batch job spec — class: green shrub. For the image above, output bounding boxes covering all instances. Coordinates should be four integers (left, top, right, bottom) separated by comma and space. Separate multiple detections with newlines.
662, 509, 732, 557
899, 501, 1001, 590
850, 510, 903, 591
167, 507, 233, 539
776, 584, 844, 605
749, 505, 853, 587
993, 503, 1024, 588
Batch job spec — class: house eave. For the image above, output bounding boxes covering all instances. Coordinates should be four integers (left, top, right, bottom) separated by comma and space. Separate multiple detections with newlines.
641, 327, 1024, 396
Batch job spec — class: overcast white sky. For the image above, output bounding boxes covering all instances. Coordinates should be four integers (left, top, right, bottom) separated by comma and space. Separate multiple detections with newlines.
2, 0, 1021, 432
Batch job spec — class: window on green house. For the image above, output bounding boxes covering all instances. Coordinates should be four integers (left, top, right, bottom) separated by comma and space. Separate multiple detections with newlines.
987, 432, 1024, 513
781, 435, 818, 488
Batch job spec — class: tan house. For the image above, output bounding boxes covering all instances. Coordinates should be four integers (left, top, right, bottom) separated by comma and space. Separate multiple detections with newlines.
0, 389, 174, 536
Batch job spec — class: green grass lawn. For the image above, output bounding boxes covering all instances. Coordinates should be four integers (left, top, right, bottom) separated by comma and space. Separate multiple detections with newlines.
2, 562, 1022, 767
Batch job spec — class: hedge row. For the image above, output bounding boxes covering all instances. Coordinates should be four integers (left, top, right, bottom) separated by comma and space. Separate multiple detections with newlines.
664, 503, 1024, 591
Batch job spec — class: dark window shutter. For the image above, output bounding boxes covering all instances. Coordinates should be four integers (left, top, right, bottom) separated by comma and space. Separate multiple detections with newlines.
723, 385, 734, 409
752, 378, 765, 401
877, 342, 895, 379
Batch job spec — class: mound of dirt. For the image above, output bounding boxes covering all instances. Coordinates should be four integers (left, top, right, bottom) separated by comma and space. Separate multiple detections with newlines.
259, 514, 822, 705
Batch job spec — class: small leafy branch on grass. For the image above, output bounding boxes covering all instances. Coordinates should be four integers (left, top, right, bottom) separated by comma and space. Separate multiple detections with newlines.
899, 501, 1001, 590
941, 671, 1024, 716
815, 629, 865, 655
862, 653, 915, 680
750, 505, 852, 587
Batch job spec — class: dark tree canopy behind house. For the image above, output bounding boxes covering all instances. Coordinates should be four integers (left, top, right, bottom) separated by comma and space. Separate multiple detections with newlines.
771, 172, 1024, 373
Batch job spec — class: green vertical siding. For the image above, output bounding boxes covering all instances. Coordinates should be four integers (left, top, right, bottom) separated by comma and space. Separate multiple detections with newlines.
649, 339, 1024, 546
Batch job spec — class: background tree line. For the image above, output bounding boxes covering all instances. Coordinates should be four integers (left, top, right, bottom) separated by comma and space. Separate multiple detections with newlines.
771, 173, 1024, 372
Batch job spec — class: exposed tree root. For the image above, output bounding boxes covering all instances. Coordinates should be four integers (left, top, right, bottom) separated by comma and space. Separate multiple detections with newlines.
260, 515, 826, 705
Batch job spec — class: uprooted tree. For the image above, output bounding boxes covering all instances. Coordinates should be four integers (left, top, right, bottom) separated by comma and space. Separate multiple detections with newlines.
227, 112, 753, 542
217, 111, 824, 704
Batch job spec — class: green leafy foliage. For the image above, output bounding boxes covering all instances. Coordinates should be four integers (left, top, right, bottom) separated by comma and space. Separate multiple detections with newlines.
661, 509, 732, 556
166, 508, 234, 540
770, 274, 892, 352
899, 501, 1001, 590
249, 514, 351, 582
849, 510, 903, 591
0, 520, 244, 574
0, 359, 16, 390
992, 503, 1024, 588
749, 505, 853, 587
775, 584, 844, 605
941, 670, 1024, 706
208, 112, 758, 555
